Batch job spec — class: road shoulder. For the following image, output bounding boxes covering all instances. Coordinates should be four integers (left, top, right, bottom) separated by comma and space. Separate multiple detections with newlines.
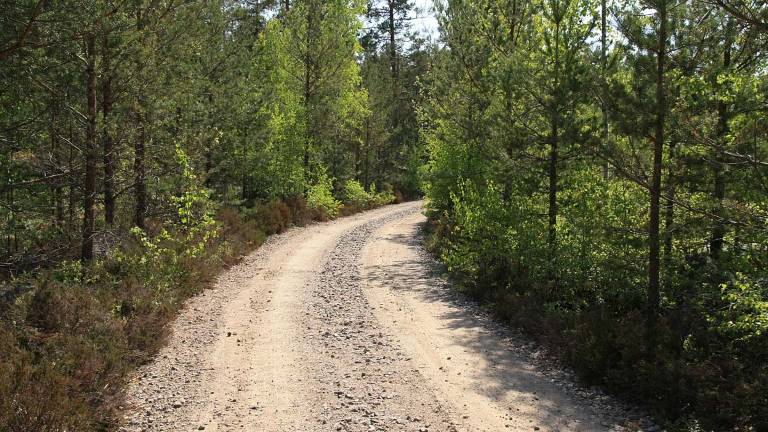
361, 211, 632, 432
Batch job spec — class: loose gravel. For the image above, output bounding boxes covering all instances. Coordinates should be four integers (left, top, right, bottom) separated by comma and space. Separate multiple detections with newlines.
120, 202, 659, 432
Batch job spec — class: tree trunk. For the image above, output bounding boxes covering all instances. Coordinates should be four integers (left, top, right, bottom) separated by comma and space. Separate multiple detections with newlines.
303, 4, 316, 176
647, 0, 667, 358
6, 190, 14, 256
134, 109, 147, 230
548, 121, 558, 279
51, 98, 64, 226
205, 149, 213, 185
601, 0, 610, 179
102, 31, 115, 226
82, 32, 98, 261
68, 117, 76, 230
711, 23, 732, 263
663, 138, 676, 266
364, 117, 371, 190
354, 126, 362, 180
203, 98, 213, 187
388, 0, 398, 87
134, 10, 147, 230
387, 0, 399, 183
241, 129, 251, 202
548, 16, 561, 282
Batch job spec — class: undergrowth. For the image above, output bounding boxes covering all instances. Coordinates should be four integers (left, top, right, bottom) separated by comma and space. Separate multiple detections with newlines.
0, 188, 397, 431
423, 216, 768, 432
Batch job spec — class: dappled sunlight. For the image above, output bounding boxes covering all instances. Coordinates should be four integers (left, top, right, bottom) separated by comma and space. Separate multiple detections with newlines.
362, 216, 628, 431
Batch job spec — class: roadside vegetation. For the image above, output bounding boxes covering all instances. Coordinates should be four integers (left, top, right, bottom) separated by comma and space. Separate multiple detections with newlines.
0, 168, 398, 430
422, 0, 768, 430
1, 0, 417, 429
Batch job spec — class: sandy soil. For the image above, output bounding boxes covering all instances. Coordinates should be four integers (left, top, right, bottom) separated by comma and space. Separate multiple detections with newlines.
121, 202, 652, 432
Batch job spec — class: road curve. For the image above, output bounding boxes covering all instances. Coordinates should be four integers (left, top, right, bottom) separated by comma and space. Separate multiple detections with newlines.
121, 201, 634, 432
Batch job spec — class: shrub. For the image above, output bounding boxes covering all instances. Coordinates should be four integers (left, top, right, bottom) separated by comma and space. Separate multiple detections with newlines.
254, 200, 292, 235
0, 144, 249, 431
284, 195, 313, 226
394, 189, 405, 204
306, 174, 341, 219
343, 179, 372, 208
0, 166, 401, 430
371, 183, 396, 207
427, 174, 768, 430
340, 180, 397, 215
217, 207, 266, 264
0, 333, 91, 431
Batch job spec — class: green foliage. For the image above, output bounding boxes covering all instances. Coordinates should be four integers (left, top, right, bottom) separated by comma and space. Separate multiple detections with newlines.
713, 275, 768, 342
256, 0, 369, 193
111, 145, 221, 300
342, 179, 396, 210
0, 0, 418, 429
370, 184, 396, 207
343, 179, 372, 207
440, 181, 516, 290
359, 0, 430, 197
307, 174, 342, 219
423, 0, 768, 429
170, 144, 221, 257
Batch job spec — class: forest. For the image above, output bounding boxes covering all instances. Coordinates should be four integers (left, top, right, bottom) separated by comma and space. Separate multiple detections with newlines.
1, 0, 767, 431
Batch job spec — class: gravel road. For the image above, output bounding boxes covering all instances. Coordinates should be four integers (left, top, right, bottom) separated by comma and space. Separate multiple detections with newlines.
121, 202, 654, 432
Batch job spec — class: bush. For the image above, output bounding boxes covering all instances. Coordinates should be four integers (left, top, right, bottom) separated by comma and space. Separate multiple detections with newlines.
0, 167, 401, 430
340, 180, 397, 215
216, 207, 266, 265
0, 145, 265, 431
370, 183, 396, 207
307, 175, 341, 219
254, 200, 292, 235
0, 330, 91, 431
284, 195, 313, 226
343, 179, 372, 208
427, 174, 768, 430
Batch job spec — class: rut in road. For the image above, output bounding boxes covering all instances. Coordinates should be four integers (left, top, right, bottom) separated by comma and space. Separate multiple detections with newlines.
121, 202, 643, 432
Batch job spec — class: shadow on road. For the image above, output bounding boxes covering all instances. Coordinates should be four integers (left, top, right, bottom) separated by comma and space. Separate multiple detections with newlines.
363, 219, 622, 431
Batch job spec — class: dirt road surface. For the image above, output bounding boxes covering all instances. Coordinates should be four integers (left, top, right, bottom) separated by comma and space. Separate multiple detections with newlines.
121, 202, 649, 432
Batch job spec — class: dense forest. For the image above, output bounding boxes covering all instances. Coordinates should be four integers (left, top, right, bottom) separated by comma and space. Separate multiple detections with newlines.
1, 0, 767, 430
422, 0, 768, 430
1, 0, 424, 428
